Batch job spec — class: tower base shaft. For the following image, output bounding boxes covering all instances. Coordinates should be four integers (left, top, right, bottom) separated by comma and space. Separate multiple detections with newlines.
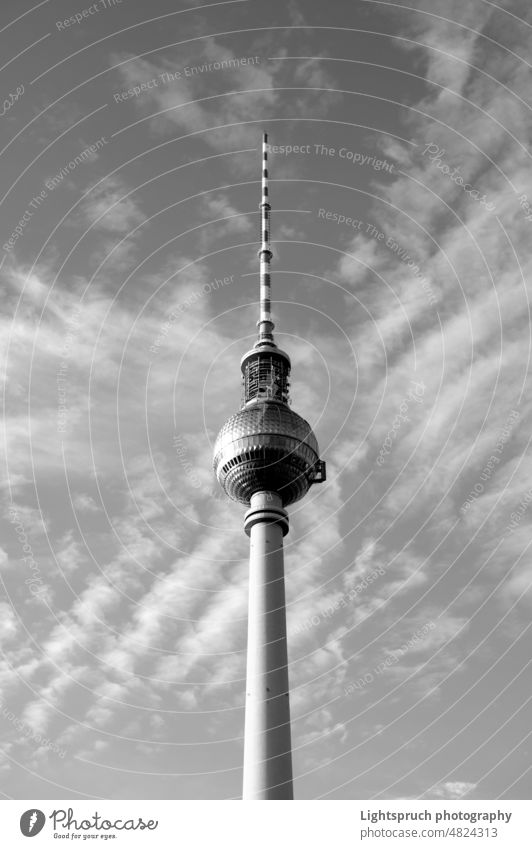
243, 491, 293, 800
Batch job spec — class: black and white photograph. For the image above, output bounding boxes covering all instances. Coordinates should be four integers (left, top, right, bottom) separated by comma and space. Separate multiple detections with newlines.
0, 0, 530, 844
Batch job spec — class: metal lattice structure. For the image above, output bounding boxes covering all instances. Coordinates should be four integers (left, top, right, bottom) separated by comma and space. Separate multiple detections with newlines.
241, 348, 290, 405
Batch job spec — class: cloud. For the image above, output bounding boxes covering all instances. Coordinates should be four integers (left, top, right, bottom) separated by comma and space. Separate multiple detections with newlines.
72, 493, 100, 513
195, 193, 253, 253
110, 35, 338, 155
395, 0, 496, 95
0, 547, 11, 572
0, 602, 20, 643
433, 780, 477, 799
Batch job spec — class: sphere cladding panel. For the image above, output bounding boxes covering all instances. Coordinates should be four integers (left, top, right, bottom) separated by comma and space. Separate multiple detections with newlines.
214, 403, 319, 452
213, 403, 320, 505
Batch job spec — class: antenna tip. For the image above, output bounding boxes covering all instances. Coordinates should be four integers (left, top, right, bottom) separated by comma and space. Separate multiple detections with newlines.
263, 132, 268, 144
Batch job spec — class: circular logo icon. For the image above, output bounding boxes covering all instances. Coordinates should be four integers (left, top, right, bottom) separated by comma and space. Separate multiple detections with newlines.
20, 810, 46, 837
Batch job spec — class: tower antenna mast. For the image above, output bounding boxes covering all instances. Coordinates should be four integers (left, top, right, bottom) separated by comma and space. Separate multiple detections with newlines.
258, 132, 274, 344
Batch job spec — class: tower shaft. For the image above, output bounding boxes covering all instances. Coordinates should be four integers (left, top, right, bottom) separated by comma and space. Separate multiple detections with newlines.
243, 491, 293, 799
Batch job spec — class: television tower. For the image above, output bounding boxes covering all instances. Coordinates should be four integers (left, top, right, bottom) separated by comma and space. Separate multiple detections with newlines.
213, 134, 326, 799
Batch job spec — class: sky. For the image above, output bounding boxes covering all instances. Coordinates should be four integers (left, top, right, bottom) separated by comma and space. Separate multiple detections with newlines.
0, 0, 531, 800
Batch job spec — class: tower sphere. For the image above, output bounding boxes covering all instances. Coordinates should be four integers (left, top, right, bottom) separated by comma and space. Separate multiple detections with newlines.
213, 400, 321, 506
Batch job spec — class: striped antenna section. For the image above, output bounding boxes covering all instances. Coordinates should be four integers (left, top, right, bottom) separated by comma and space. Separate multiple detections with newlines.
257, 132, 274, 343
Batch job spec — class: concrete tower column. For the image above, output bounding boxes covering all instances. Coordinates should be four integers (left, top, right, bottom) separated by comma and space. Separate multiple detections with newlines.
243, 490, 293, 800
